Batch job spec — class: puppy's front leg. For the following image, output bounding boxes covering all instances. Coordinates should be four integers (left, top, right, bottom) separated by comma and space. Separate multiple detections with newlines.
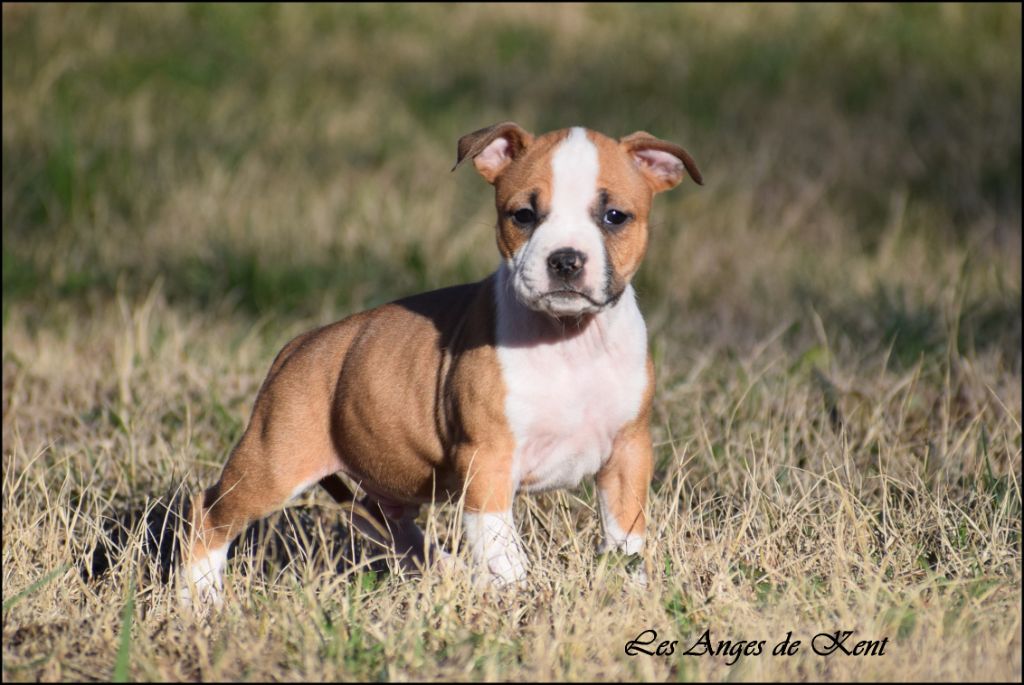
460, 455, 528, 586
595, 418, 654, 557
463, 509, 528, 586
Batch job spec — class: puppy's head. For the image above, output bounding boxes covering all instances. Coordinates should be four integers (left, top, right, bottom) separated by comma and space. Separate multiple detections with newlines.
455, 123, 702, 318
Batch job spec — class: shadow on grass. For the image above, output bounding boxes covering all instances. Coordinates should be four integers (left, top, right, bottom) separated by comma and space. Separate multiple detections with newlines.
83, 494, 391, 591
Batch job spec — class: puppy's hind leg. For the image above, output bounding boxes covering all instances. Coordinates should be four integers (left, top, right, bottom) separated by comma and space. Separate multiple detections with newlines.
181, 412, 341, 607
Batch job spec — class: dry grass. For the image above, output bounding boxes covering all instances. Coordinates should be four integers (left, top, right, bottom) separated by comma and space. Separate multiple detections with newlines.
3, 3, 1021, 681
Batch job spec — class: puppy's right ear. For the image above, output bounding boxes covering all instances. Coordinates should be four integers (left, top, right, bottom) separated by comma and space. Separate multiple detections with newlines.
453, 122, 534, 184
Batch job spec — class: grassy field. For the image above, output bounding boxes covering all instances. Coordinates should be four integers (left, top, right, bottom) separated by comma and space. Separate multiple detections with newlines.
2, 3, 1021, 681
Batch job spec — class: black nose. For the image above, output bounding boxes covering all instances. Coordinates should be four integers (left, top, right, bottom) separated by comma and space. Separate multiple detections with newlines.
547, 248, 586, 279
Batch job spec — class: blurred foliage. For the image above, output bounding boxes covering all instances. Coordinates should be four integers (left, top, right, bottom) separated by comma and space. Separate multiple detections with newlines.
2, 10, 1020, 680
2, 3, 1021, 363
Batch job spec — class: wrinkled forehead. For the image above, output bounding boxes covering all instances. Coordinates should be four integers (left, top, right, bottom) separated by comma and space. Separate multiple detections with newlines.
494, 128, 651, 208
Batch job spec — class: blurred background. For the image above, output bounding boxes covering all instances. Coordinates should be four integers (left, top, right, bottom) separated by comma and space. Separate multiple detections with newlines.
3, 4, 1020, 365
2, 6, 1021, 680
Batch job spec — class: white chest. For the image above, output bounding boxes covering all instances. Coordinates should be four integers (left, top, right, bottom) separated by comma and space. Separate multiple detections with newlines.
495, 284, 649, 493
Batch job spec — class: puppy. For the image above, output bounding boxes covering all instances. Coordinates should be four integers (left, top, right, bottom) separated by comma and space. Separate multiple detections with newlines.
181, 122, 701, 604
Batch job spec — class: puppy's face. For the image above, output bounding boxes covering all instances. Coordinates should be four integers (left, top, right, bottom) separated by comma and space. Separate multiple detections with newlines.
456, 123, 702, 317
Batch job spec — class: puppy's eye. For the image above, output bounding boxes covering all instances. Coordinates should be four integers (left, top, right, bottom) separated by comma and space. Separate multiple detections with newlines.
603, 209, 630, 227
512, 208, 537, 225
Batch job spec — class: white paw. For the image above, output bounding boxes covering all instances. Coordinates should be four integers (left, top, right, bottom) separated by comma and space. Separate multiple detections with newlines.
482, 549, 529, 588
431, 548, 466, 574
598, 533, 644, 556
177, 575, 223, 609
597, 544, 648, 588
179, 547, 228, 608
463, 510, 528, 588
627, 564, 649, 588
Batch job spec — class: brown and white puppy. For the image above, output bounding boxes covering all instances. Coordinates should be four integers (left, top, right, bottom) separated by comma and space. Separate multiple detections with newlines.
180, 123, 702, 604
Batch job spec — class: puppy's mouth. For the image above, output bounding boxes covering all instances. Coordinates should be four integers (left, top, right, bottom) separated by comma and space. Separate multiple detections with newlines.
533, 288, 623, 317
542, 289, 588, 300
509, 266, 624, 318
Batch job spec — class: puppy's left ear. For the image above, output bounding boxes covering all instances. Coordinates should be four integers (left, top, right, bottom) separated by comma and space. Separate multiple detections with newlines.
620, 131, 703, 192
453, 121, 534, 184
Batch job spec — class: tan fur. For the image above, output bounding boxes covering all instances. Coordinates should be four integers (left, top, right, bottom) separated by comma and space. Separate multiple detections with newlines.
595, 357, 656, 537
591, 132, 656, 294
184, 123, 701, 589
186, 277, 515, 566
490, 130, 568, 260
620, 130, 704, 189
454, 121, 535, 184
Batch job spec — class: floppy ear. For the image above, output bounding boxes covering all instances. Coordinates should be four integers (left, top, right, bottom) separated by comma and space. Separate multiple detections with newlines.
453, 121, 534, 184
620, 131, 703, 193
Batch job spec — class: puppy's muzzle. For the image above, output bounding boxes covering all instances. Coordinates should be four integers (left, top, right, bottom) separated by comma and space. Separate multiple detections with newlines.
546, 248, 586, 282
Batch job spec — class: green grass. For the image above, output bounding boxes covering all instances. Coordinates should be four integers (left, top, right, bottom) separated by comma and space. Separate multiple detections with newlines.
2, 3, 1021, 682
112, 579, 135, 682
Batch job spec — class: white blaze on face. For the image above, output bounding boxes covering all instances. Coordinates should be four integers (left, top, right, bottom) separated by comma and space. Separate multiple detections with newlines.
510, 127, 608, 316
